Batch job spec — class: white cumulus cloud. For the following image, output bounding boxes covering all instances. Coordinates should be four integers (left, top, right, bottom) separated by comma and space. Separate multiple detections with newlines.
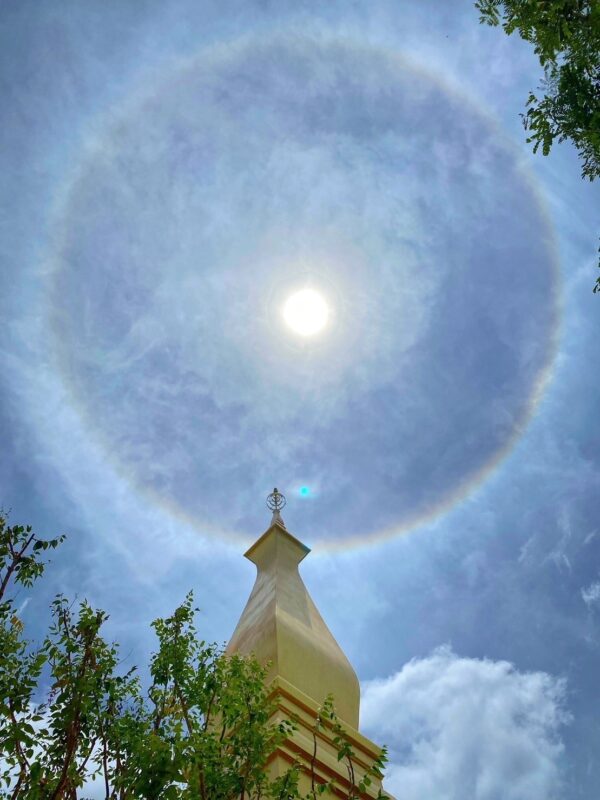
361, 647, 569, 800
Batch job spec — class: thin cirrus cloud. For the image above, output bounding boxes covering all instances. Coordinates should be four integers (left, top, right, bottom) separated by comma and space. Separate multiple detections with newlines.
40, 35, 558, 551
581, 581, 600, 609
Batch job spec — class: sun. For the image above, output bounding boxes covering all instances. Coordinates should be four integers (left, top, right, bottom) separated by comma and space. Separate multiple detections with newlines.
282, 289, 329, 337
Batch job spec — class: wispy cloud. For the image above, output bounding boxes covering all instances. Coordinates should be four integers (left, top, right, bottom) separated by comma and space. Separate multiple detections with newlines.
581, 581, 600, 609
5, 33, 558, 555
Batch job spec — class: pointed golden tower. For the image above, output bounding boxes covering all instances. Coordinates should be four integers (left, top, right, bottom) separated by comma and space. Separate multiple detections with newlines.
227, 489, 389, 798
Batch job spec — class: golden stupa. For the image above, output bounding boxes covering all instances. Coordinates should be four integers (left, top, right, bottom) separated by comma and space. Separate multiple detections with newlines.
227, 490, 391, 798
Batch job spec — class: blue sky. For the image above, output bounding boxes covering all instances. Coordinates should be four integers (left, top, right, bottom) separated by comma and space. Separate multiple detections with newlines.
1, 1, 599, 797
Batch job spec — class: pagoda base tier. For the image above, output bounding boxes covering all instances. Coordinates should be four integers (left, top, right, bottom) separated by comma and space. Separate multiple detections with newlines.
266, 676, 393, 799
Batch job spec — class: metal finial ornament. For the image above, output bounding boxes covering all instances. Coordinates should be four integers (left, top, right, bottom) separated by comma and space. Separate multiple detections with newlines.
267, 487, 286, 513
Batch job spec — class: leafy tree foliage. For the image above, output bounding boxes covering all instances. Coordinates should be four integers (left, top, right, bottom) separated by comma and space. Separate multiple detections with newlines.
0, 514, 388, 799
476, 0, 600, 289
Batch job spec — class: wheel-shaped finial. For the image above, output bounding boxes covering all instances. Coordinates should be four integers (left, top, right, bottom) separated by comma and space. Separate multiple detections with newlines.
266, 487, 286, 513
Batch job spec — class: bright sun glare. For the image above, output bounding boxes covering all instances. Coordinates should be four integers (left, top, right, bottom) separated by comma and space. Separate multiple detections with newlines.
282, 289, 329, 337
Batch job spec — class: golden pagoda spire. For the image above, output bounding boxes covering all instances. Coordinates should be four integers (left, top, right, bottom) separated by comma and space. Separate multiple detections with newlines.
227, 488, 360, 727
226, 489, 390, 797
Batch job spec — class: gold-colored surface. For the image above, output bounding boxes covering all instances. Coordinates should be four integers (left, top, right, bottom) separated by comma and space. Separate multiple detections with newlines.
227, 520, 360, 728
227, 521, 395, 798
266, 678, 388, 799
